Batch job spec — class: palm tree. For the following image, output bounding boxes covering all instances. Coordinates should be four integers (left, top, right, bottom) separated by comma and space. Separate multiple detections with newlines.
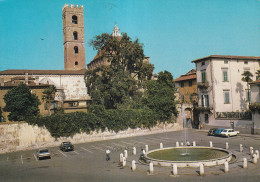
241, 71, 253, 103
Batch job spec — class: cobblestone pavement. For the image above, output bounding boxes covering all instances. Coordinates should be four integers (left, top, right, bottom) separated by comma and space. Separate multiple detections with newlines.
0, 129, 259, 182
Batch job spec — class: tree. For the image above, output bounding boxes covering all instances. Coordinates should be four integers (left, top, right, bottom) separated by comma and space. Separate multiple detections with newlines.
85, 33, 154, 109
241, 71, 253, 102
256, 70, 260, 80
42, 85, 56, 115
143, 71, 178, 122
3, 84, 40, 121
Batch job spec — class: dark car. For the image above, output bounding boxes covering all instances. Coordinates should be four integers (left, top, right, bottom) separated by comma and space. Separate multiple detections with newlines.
213, 128, 225, 136
208, 128, 217, 136
60, 142, 74, 152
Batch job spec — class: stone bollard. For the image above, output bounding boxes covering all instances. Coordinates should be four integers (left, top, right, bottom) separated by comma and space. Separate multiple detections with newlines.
224, 161, 229, 173
133, 147, 136, 155
145, 145, 149, 153
255, 150, 259, 159
199, 163, 204, 176
193, 141, 196, 146
120, 153, 124, 163
240, 144, 243, 152
160, 143, 163, 149
132, 160, 136, 171
250, 147, 254, 155
226, 142, 229, 150
124, 150, 128, 159
176, 141, 179, 147
180, 142, 184, 146
243, 158, 247, 168
149, 162, 154, 174
210, 141, 213, 148
253, 154, 258, 164
172, 164, 178, 176
122, 157, 126, 167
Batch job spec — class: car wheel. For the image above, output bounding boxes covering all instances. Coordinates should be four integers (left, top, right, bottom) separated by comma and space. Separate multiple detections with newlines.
227, 135, 230, 138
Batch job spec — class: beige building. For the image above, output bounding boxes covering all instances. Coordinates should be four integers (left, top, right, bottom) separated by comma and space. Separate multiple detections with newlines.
250, 80, 260, 134
192, 55, 260, 133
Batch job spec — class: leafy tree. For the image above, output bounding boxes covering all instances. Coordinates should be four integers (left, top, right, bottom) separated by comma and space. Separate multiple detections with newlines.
85, 33, 154, 109
3, 84, 40, 121
241, 71, 253, 102
42, 85, 56, 115
143, 71, 178, 122
256, 70, 260, 80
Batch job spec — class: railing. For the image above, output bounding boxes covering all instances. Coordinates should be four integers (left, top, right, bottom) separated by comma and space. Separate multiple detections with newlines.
215, 112, 252, 120
194, 106, 213, 112
197, 82, 209, 88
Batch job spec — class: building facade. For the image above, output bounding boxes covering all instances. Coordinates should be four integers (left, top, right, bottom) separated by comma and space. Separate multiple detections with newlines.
249, 80, 260, 134
192, 55, 260, 133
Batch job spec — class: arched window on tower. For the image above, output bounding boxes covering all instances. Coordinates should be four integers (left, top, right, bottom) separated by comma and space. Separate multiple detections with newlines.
75, 61, 78, 66
72, 15, 78, 24
73, 31, 78, 40
74, 46, 78, 54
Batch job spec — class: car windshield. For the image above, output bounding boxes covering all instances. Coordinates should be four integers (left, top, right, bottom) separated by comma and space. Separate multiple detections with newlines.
63, 142, 71, 146
39, 149, 48, 153
223, 130, 227, 132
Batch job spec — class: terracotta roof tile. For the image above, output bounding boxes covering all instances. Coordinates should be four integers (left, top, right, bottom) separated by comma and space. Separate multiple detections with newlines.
0, 69, 86, 75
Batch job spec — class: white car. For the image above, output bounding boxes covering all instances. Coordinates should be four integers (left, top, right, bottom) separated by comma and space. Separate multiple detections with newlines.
37, 149, 51, 160
220, 129, 239, 137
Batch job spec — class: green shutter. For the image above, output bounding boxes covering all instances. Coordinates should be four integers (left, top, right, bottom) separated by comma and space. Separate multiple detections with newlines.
225, 92, 229, 104
223, 71, 228, 81
201, 95, 204, 107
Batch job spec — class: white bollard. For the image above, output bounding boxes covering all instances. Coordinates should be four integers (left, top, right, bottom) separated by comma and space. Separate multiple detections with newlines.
145, 145, 149, 152
210, 141, 213, 148
243, 158, 247, 168
193, 141, 196, 146
224, 161, 229, 173
133, 147, 136, 155
250, 147, 254, 155
149, 162, 154, 174
124, 150, 128, 159
226, 142, 229, 150
255, 150, 259, 159
253, 154, 258, 164
173, 164, 178, 176
120, 153, 124, 163
176, 141, 179, 147
180, 142, 184, 146
122, 157, 126, 167
132, 160, 136, 171
160, 143, 163, 149
240, 144, 243, 152
199, 163, 204, 176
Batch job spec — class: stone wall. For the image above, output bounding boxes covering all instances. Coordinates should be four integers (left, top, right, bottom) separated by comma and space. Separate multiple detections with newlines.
0, 122, 182, 154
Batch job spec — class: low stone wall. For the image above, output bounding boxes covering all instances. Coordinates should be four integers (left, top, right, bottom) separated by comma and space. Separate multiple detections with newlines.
0, 122, 183, 154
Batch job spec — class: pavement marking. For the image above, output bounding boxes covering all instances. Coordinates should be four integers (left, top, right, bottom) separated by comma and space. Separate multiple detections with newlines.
100, 144, 113, 149
129, 140, 146, 145
73, 151, 79, 155
91, 146, 104, 152
80, 147, 93, 154
145, 137, 165, 142
111, 143, 125, 148
21, 155, 23, 164
58, 150, 67, 157
121, 141, 134, 145
6, 157, 8, 161
33, 153, 38, 161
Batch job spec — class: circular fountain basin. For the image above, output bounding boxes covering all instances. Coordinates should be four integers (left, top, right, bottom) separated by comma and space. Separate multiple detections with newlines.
144, 146, 232, 167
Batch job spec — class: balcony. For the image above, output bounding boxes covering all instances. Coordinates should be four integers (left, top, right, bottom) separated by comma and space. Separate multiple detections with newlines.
216, 112, 252, 120
194, 106, 213, 112
197, 82, 209, 89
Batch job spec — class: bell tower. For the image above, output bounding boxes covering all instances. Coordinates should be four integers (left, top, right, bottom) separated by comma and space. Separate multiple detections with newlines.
62, 4, 86, 70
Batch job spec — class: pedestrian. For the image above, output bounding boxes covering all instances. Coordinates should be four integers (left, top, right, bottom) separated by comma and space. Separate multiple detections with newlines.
186, 140, 190, 146
139, 149, 145, 160
106, 149, 111, 161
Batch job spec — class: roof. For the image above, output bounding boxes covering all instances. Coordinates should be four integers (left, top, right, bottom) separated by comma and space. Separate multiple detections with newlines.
174, 69, 196, 82
192, 55, 260, 63
0, 69, 86, 75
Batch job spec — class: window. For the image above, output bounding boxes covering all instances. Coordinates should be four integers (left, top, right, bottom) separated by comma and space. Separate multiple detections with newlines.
201, 95, 209, 107
189, 80, 192, 86
74, 46, 78, 54
73, 31, 78, 40
246, 89, 251, 102
201, 62, 205, 66
181, 82, 184, 88
72, 15, 78, 24
244, 61, 248, 64
205, 114, 209, 123
224, 60, 228, 64
75, 61, 78, 66
223, 70, 228, 82
201, 71, 206, 83
224, 91, 230, 104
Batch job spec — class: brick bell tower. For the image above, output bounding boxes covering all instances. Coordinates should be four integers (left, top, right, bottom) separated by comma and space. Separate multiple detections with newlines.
62, 4, 86, 70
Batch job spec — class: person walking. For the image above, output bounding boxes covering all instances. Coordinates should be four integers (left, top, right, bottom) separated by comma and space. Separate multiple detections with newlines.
106, 149, 111, 161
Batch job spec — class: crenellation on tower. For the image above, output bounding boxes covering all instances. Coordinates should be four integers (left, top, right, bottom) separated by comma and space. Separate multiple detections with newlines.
63, 4, 86, 70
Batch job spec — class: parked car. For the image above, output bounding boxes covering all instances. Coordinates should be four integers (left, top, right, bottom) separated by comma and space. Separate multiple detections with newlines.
220, 129, 239, 137
60, 142, 74, 152
37, 149, 51, 160
208, 128, 217, 136
213, 128, 225, 136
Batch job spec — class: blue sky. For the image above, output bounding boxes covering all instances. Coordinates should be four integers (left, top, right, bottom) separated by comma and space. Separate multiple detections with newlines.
0, 0, 259, 78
